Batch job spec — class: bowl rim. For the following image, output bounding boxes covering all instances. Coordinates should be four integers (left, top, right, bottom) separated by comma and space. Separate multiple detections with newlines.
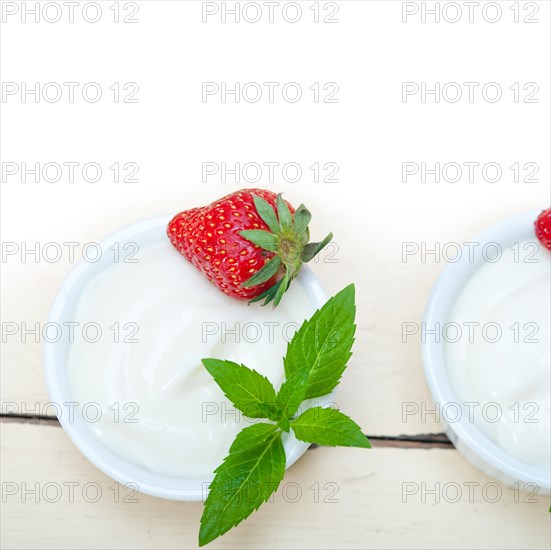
421, 209, 550, 490
43, 214, 330, 501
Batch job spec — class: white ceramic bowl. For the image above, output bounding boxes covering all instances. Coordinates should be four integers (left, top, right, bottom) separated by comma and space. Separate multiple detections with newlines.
422, 210, 550, 493
44, 215, 330, 501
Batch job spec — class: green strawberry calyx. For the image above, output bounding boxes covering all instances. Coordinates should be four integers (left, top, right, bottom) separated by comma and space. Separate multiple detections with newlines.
239, 193, 333, 307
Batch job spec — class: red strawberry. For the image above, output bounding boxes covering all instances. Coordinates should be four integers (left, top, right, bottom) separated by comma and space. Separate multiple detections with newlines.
534, 208, 551, 251
167, 189, 332, 306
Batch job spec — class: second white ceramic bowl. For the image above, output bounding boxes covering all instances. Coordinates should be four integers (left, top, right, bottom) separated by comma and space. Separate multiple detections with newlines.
422, 211, 550, 494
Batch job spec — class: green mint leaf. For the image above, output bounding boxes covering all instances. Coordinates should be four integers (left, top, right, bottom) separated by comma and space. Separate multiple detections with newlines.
277, 417, 291, 432
284, 284, 356, 399
251, 194, 280, 233
301, 232, 333, 262
199, 423, 285, 546
202, 359, 280, 421
239, 229, 279, 252
291, 407, 371, 449
276, 368, 308, 419
276, 193, 293, 229
242, 256, 281, 288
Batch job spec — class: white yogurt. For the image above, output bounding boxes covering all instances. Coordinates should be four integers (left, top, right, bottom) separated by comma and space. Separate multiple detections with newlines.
67, 241, 316, 478
445, 240, 550, 469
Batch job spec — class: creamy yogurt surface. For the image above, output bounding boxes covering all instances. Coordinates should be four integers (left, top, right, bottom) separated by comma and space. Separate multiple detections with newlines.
445, 240, 550, 469
67, 240, 317, 478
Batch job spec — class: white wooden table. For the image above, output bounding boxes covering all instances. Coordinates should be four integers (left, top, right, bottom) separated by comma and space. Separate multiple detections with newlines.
1, 1, 550, 547
2, 186, 550, 549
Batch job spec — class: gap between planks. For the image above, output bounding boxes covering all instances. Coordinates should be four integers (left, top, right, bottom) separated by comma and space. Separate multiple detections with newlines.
0, 414, 454, 449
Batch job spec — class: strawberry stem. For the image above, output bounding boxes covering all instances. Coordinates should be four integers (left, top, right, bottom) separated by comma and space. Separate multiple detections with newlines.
240, 193, 333, 307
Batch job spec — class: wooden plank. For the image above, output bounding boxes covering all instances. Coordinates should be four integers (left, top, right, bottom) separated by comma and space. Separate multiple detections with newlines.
1, 184, 548, 436
0, 416, 455, 448
1, 423, 549, 550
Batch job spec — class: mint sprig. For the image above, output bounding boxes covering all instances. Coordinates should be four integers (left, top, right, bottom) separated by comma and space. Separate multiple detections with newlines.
284, 283, 356, 399
199, 284, 369, 546
275, 367, 308, 421
291, 407, 371, 448
199, 423, 286, 547
202, 359, 281, 421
